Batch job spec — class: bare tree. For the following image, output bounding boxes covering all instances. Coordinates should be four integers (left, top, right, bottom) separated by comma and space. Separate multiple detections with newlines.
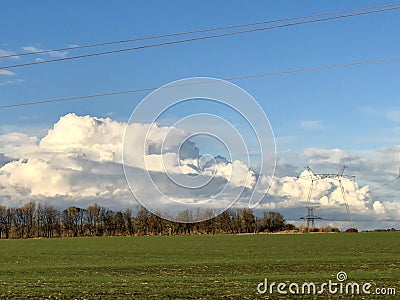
258, 211, 286, 232
0, 206, 10, 239
114, 211, 125, 235
135, 206, 149, 236
12, 207, 25, 238
216, 210, 233, 234
43, 205, 60, 238
100, 207, 115, 236
123, 208, 134, 236
22, 202, 35, 238
62, 206, 84, 237
85, 204, 101, 236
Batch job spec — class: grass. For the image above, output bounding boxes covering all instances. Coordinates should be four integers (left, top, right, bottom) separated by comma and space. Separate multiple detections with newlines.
0, 232, 398, 299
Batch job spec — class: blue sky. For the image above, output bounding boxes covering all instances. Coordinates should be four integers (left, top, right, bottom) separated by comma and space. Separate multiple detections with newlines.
1, 0, 399, 150
1, 1, 400, 228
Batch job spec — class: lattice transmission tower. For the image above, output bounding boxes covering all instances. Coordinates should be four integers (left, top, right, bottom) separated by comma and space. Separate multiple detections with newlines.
300, 206, 321, 230
299, 165, 356, 231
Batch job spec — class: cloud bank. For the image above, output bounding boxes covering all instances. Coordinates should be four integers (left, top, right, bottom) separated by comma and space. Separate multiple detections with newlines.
0, 113, 398, 227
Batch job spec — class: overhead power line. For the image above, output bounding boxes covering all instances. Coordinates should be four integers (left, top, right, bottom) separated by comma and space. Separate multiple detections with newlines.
373, 190, 400, 198
1, 6, 400, 70
1, 56, 399, 109
369, 177, 399, 192
1, 3, 399, 60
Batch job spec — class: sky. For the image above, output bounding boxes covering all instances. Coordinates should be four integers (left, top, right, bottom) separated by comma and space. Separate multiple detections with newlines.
1, 1, 400, 230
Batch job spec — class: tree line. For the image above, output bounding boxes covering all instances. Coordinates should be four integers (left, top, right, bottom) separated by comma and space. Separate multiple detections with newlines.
0, 202, 295, 239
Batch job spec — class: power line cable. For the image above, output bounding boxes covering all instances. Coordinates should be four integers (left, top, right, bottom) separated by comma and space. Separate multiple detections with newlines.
1, 56, 399, 109
1, 3, 399, 60
373, 189, 400, 198
368, 177, 399, 192
1, 6, 400, 70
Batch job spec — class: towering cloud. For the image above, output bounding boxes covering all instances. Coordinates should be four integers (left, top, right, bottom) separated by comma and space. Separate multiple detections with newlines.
0, 114, 254, 209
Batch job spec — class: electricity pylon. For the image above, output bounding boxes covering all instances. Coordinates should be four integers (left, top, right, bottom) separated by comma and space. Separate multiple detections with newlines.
300, 206, 321, 231
299, 165, 355, 230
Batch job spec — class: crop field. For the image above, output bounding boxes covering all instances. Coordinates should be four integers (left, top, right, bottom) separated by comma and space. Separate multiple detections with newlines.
0, 232, 398, 299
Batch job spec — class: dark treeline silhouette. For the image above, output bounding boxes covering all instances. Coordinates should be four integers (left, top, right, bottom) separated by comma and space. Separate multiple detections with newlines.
0, 202, 295, 239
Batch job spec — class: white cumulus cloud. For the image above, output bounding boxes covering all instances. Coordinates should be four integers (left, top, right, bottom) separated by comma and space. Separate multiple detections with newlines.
0, 114, 255, 212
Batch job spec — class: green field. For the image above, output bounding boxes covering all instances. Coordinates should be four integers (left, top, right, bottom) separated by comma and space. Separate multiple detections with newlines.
0, 233, 398, 299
